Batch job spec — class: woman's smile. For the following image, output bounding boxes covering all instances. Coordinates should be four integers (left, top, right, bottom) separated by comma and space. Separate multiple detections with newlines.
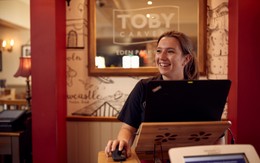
158, 61, 171, 67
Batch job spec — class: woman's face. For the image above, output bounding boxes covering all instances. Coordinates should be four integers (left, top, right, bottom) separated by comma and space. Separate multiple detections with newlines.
155, 36, 191, 80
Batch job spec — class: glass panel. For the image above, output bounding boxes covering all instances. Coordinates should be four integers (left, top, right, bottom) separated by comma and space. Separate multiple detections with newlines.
88, 0, 206, 76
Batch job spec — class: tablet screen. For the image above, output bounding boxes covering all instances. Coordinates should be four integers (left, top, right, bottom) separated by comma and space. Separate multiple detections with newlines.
184, 153, 248, 163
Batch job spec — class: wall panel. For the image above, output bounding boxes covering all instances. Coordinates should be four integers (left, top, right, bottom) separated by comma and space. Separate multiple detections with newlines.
67, 121, 121, 163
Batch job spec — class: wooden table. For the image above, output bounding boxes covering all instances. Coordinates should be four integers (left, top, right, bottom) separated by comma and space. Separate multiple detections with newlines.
98, 151, 140, 163
0, 131, 24, 163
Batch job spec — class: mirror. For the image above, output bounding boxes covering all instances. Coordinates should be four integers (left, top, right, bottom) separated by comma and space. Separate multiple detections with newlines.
88, 0, 206, 76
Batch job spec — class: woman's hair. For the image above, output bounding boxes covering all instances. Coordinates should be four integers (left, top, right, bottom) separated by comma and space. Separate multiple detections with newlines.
157, 30, 199, 80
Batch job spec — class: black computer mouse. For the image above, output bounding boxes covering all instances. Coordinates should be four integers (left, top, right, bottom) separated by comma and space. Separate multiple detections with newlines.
112, 145, 126, 162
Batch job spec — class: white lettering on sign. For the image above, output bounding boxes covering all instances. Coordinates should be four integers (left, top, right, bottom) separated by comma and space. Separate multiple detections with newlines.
117, 13, 175, 29
119, 30, 159, 38
115, 49, 155, 56
113, 6, 179, 45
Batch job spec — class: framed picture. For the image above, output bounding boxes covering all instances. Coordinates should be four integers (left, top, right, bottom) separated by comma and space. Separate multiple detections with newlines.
88, 0, 207, 76
21, 44, 31, 57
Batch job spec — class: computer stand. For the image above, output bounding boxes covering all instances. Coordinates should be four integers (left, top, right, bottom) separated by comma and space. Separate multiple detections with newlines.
132, 121, 232, 161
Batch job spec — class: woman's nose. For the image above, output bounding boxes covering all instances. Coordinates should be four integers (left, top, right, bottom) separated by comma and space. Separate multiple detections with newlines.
159, 50, 167, 59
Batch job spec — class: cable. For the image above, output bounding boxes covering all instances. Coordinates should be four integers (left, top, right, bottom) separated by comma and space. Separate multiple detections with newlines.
228, 128, 235, 144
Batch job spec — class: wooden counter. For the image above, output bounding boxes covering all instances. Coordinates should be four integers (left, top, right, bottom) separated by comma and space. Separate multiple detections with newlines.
98, 151, 140, 163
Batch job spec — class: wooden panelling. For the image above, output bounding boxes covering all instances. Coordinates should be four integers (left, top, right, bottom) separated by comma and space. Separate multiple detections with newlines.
67, 121, 121, 163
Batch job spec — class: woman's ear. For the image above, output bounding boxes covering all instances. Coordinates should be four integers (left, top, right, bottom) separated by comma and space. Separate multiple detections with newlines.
183, 54, 192, 66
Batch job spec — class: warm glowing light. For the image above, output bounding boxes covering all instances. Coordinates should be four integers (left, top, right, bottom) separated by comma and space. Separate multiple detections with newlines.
1, 39, 14, 52
2, 40, 6, 47
14, 57, 32, 109
122, 56, 140, 68
147, 1, 152, 5
14, 57, 31, 78
95, 56, 106, 68
10, 39, 14, 46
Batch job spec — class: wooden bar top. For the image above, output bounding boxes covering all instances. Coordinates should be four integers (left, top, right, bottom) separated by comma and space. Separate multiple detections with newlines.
0, 99, 26, 105
66, 115, 119, 122
98, 151, 140, 163
0, 131, 23, 136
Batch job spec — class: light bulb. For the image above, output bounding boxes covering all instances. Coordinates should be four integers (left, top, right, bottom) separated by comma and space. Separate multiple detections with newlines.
10, 39, 14, 47
2, 40, 6, 48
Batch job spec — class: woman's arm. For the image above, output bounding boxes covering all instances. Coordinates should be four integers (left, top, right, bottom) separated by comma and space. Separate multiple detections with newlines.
105, 123, 137, 157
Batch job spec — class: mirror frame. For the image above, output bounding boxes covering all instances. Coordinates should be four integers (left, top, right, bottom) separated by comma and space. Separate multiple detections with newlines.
88, 0, 207, 76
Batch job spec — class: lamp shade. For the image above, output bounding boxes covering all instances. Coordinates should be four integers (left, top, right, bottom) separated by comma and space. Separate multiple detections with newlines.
14, 57, 31, 78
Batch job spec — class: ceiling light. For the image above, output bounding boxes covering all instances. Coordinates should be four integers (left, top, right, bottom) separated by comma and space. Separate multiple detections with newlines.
147, 1, 153, 5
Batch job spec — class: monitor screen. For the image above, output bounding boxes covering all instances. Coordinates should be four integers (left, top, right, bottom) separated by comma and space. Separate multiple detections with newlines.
184, 153, 248, 163
169, 145, 260, 163
144, 80, 231, 122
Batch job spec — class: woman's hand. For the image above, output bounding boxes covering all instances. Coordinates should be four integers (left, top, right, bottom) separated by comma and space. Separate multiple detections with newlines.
105, 123, 137, 158
105, 139, 131, 157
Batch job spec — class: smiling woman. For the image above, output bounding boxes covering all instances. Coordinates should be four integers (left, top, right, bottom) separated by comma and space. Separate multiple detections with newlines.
88, 0, 207, 76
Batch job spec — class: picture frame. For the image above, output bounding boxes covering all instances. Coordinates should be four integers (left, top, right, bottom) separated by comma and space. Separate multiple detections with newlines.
21, 44, 31, 57
88, 0, 207, 76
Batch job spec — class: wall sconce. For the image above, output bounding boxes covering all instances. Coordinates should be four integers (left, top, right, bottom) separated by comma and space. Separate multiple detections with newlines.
0, 39, 14, 52
14, 57, 32, 109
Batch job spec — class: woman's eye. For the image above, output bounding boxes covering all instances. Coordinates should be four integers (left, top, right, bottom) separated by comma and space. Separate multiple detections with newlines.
156, 49, 175, 54
167, 50, 174, 53
156, 49, 161, 53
